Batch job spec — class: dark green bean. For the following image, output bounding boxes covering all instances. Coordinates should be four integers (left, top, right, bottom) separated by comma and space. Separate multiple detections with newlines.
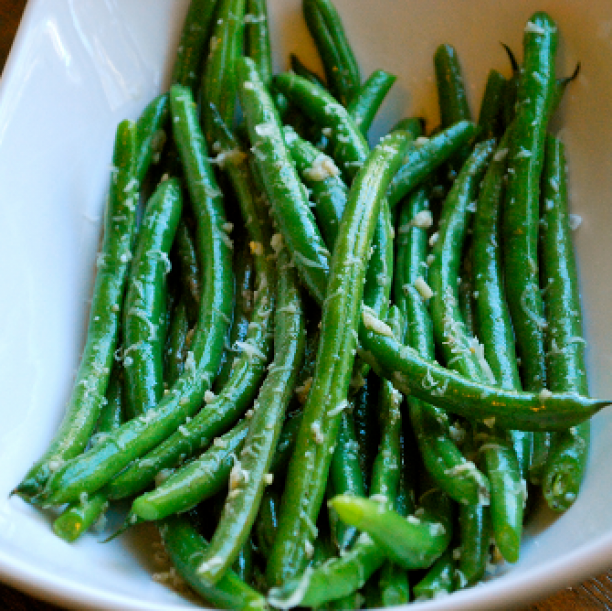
413, 549, 456, 601
328, 409, 366, 551
290, 53, 326, 88
347, 69, 397, 136
171, 0, 219, 91
200, 0, 245, 145
476, 69, 507, 141
502, 12, 557, 393
540, 135, 590, 512
457, 501, 491, 586
213, 237, 255, 392
172, 221, 201, 325
164, 298, 192, 386
434, 43, 473, 170
386, 121, 479, 207
358, 321, 608, 432
302, 0, 360, 106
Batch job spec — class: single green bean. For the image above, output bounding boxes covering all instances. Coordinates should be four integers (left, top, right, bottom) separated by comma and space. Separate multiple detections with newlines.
329, 494, 451, 570
502, 12, 557, 393
200, 0, 245, 145
347, 69, 397, 136
357, 319, 608, 432
540, 135, 590, 512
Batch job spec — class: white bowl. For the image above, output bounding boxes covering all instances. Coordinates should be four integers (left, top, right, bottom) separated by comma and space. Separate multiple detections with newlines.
1, 0, 612, 609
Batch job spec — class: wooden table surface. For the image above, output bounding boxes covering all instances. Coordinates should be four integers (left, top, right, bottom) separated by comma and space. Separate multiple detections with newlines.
1, 1, 611, 610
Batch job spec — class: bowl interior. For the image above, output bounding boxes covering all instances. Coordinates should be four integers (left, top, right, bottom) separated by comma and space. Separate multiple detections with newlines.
1, 0, 612, 609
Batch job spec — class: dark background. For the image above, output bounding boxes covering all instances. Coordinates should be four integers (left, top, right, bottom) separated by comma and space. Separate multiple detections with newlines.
0, 1, 610, 609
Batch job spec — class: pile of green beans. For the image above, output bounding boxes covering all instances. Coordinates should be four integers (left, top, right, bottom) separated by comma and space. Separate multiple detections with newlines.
14, 1, 609, 609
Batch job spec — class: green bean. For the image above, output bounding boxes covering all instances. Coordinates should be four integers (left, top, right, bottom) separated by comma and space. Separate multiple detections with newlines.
129, 419, 249, 522
329, 494, 451, 570
386, 121, 479, 207
245, 0, 273, 86
239, 59, 331, 304
267, 416, 402, 610
358, 321, 608, 432
213, 236, 255, 392
472, 132, 527, 560
233, 539, 256, 584
201, 0, 246, 145
94, 363, 125, 438
328, 409, 366, 551
435, 44, 472, 129
302, 0, 360, 106
268, 531, 387, 609
290, 53, 326, 88
550, 63, 581, 118
159, 515, 267, 610
425, 139, 511, 570
172, 221, 201, 326
196, 244, 305, 585
123, 178, 183, 420
476, 69, 507, 141
53, 492, 109, 543
500, 43, 520, 129
266, 131, 414, 587
540, 135, 590, 512
457, 501, 491, 586
370, 307, 404, 508
171, 0, 219, 92
347, 69, 397, 136
164, 298, 192, 386
378, 562, 409, 607
434, 43, 473, 170
135, 94, 171, 182
395, 184, 488, 506
502, 12, 557, 394
351, 375, 379, 490
38, 86, 233, 506
390, 116, 425, 139
413, 549, 456, 600
270, 411, 304, 474
15, 120, 138, 501
253, 486, 281, 558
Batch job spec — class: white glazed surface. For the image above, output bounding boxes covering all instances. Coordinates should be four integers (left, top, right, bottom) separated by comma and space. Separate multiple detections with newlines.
1, 1, 612, 609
